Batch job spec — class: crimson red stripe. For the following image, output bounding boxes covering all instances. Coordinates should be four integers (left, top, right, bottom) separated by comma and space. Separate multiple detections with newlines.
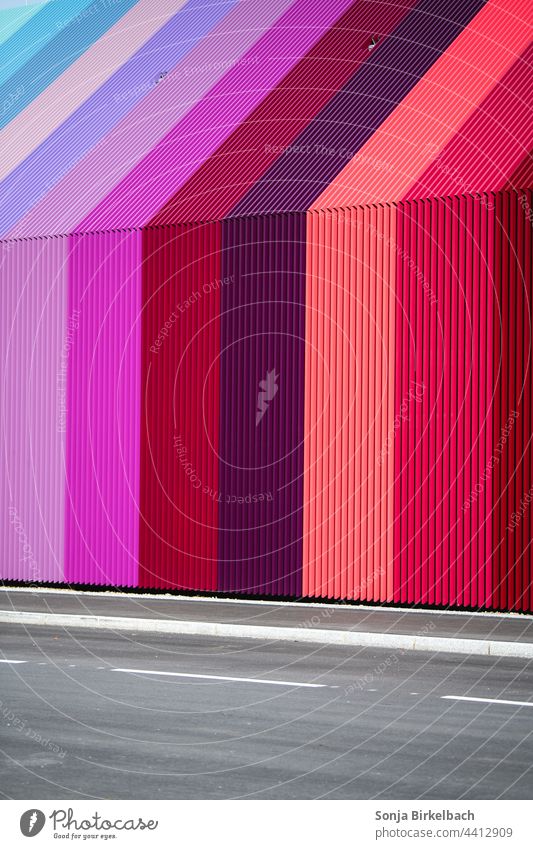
139, 223, 221, 590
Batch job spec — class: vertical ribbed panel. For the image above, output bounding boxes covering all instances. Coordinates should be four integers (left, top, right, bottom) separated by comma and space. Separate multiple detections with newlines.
303, 206, 395, 600
0, 235, 66, 582
140, 222, 220, 590
218, 213, 305, 596
393, 195, 494, 607
65, 230, 141, 587
492, 189, 533, 612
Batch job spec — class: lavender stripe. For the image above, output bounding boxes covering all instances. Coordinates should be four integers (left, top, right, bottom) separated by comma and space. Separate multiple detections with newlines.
235, 0, 486, 214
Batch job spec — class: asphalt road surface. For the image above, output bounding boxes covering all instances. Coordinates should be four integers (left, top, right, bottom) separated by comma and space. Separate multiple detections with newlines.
0, 623, 531, 799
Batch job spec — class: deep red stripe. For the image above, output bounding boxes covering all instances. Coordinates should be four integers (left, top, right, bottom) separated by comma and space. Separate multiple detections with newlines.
139, 223, 220, 590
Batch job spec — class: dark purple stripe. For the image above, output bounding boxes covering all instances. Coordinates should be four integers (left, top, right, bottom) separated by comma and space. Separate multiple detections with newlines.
234, 0, 486, 215
218, 213, 306, 596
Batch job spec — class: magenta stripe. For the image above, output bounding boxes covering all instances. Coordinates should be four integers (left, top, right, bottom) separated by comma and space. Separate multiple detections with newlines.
64, 231, 141, 586
82, 0, 354, 230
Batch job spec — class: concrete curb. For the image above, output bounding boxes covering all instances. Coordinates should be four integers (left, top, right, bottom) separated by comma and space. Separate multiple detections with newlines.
1, 610, 533, 659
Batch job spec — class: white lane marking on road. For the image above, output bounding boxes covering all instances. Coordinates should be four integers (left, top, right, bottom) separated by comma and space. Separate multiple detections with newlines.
0, 659, 26, 663
443, 695, 533, 708
112, 668, 331, 688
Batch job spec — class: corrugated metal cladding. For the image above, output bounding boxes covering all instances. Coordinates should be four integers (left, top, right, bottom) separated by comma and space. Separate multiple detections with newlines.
0, 189, 532, 611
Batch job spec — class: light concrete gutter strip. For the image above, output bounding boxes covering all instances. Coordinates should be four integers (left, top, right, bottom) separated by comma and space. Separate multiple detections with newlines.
1, 610, 532, 659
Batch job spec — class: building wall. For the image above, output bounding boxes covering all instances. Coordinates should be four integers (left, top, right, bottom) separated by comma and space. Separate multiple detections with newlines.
1, 190, 532, 610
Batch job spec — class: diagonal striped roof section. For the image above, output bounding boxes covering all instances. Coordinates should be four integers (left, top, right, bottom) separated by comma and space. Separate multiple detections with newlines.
0, 0, 530, 239
150, 0, 412, 225
506, 147, 533, 190
0, 3, 44, 45
0, 0, 190, 182
86, 0, 356, 230
233, 0, 487, 215
405, 41, 533, 199
7, 0, 297, 237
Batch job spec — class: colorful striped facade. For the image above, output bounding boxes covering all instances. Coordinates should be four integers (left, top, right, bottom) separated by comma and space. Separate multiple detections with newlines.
1, 0, 532, 610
